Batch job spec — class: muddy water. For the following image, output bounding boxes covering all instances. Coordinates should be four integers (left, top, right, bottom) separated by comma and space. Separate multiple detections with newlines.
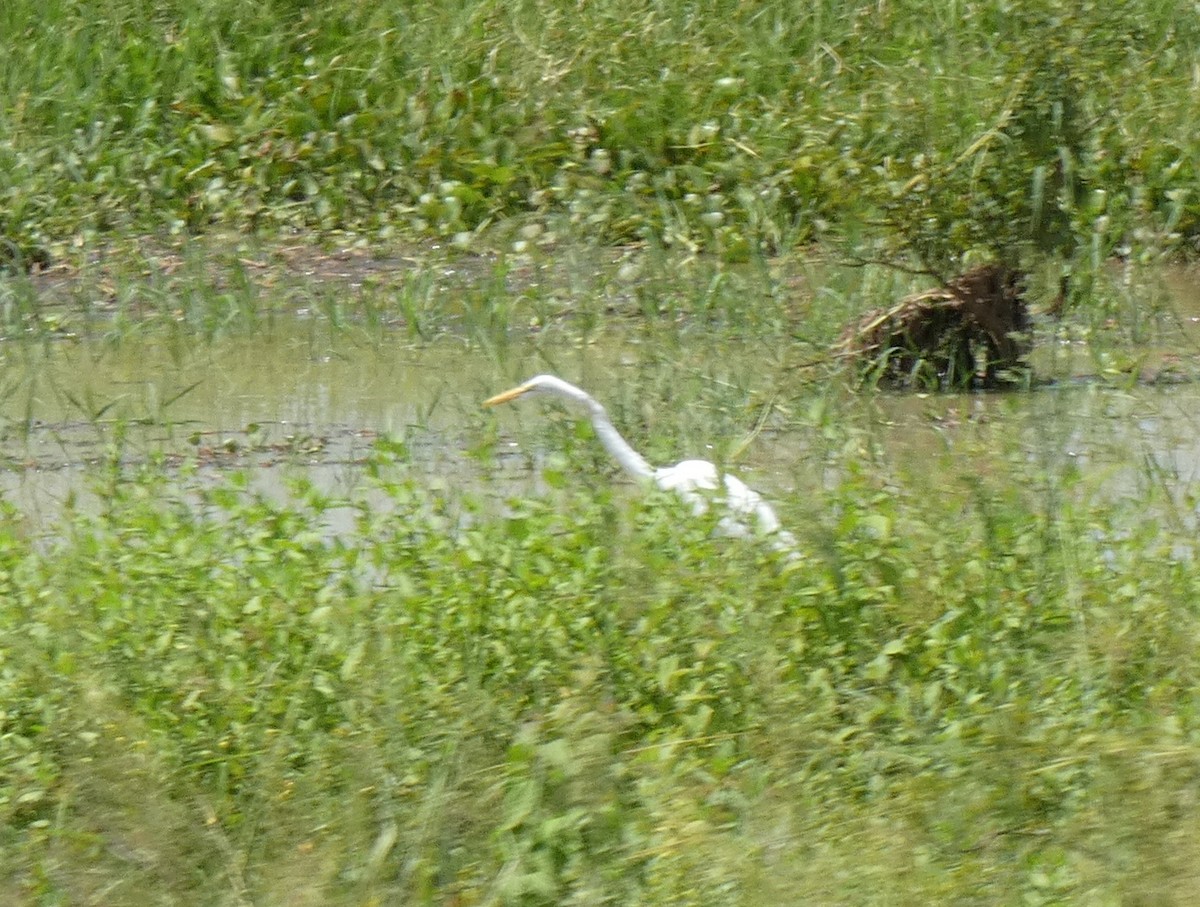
3, 263, 1200, 537
882, 262, 1200, 500
0, 325, 495, 529
0, 326, 486, 456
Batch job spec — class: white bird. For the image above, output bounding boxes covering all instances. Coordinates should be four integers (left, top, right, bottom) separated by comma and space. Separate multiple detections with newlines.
483, 374, 798, 560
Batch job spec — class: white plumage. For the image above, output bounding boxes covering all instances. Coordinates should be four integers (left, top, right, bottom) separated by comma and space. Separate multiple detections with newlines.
484, 374, 798, 559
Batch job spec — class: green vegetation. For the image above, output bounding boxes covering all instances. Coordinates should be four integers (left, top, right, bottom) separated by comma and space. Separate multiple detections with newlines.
3, 418, 1200, 904
2, 0, 1197, 270
3, 0, 1200, 903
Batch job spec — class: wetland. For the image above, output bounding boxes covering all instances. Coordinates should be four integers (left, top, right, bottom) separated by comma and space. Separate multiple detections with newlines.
5, 0, 1200, 903
4, 240, 1200, 907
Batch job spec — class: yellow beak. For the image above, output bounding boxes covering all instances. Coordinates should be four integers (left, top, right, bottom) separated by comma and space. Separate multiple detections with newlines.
482, 384, 532, 407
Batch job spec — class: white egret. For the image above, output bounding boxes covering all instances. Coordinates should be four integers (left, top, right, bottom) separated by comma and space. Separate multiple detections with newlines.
483, 374, 798, 559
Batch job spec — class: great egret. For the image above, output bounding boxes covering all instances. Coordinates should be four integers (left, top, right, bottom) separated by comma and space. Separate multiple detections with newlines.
483, 374, 798, 560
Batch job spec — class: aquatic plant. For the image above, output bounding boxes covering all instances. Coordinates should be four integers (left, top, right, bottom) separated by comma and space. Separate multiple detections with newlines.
2, 418, 1199, 903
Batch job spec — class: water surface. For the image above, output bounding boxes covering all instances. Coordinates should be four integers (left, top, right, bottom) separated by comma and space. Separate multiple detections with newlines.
3, 262, 1200, 539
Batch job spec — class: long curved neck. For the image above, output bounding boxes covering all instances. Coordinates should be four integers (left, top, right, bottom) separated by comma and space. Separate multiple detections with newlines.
582, 398, 655, 480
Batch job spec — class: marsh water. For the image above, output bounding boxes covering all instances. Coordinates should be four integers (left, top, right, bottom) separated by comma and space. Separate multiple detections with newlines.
3, 260, 1200, 537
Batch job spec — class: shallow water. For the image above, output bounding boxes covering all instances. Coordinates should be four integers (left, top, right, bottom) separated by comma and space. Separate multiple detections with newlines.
0, 324, 491, 530
3, 262, 1200, 538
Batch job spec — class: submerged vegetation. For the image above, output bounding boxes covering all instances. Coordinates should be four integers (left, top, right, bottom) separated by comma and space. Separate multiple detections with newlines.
3, 0, 1200, 903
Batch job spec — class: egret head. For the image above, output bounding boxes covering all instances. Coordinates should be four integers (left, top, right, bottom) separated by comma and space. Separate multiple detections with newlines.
482, 375, 590, 408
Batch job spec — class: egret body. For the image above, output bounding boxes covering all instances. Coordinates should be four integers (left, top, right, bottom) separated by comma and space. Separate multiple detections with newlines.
484, 375, 798, 559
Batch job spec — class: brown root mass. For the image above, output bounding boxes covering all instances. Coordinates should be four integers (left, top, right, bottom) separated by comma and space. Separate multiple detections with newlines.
834, 264, 1032, 388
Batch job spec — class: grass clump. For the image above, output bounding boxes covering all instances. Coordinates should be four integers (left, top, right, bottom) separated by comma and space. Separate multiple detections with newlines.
2, 427, 1200, 903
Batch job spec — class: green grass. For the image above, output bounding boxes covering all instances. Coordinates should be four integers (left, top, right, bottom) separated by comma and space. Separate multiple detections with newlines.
2, 413, 1200, 904
1, 0, 1197, 268
3, 2, 1200, 902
